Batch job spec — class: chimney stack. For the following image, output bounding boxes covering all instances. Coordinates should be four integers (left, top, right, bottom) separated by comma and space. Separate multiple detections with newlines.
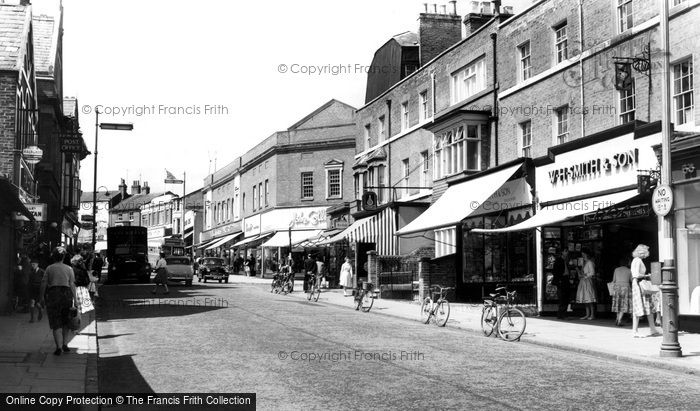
131, 180, 141, 195
142, 181, 150, 194
119, 179, 127, 198
419, 4, 462, 65
449, 0, 457, 15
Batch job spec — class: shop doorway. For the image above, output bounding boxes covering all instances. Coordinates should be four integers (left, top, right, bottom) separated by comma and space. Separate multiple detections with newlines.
355, 242, 375, 285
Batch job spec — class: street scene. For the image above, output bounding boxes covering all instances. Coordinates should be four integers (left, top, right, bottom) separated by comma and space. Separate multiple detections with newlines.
2, 0, 700, 410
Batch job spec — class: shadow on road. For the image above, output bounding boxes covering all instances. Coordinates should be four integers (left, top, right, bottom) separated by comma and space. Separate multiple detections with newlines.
99, 353, 155, 393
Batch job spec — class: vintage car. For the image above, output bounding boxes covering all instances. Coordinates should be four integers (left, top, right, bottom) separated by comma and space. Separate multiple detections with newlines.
165, 256, 194, 286
197, 257, 229, 283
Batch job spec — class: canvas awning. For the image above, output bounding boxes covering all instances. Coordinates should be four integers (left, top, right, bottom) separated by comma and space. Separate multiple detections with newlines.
231, 233, 273, 248
471, 189, 640, 233
295, 229, 343, 248
205, 232, 242, 250
396, 163, 523, 235
260, 230, 323, 248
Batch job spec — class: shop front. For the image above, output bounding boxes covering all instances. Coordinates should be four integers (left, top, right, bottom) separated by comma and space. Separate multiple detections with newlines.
474, 121, 662, 314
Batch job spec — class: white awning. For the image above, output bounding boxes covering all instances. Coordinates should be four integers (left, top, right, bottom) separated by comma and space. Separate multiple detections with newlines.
231, 233, 272, 248
471, 189, 640, 233
261, 230, 323, 248
396, 163, 523, 235
205, 232, 242, 250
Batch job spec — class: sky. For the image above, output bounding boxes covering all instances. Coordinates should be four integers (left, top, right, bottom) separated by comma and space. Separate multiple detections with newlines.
31, 0, 524, 195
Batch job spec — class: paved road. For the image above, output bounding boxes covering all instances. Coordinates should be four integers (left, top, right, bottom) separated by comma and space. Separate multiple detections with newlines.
97, 279, 700, 410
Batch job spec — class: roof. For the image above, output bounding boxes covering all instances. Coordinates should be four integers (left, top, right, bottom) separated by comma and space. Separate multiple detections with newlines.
392, 31, 418, 47
110, 192, 167, 212
0, 4, 31, 71
80, 190, 119, 203
287, 99, 356, 131
32, 14, 56, 76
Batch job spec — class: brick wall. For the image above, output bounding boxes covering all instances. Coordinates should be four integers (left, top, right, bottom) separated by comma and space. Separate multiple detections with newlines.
418, 12, 462, 66
0, 74, 18, 179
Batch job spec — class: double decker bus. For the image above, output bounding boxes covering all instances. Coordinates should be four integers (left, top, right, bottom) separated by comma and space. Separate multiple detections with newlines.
148, 236, 186, 265
107, 226, 150, 283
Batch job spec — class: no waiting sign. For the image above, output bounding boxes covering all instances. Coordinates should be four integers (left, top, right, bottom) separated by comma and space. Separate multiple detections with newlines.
651, 184, 674, 217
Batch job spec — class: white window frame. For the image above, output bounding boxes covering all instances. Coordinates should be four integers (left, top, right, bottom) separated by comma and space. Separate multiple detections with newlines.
401, 101, 409, 131
554, 22, 568, 64
364, 124, 371, 150
252, 185, 257, 210
264, 180, 269, 207
555, 106, 570, 144
518, 41, 532, 82
378, 116, 386, 142
401, 158, 410, 197
617, 0, 634, 34
433, 122, 482, 179
673, 59, 694, 126
619, 79, 636, 124
451, 57, 486, 104
301, 172, 314, 200
521, 121, 532, 157
434, 227, 456, 258
325, 167, 342, 199
420, 151, 429, 193
419, 91, 428, 122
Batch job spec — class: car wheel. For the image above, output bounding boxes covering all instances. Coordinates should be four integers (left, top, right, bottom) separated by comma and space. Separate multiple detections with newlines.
218, 279, 222, 283
185, 280, 192, 286
225, 278, 229, 284
203, 277, 207, 283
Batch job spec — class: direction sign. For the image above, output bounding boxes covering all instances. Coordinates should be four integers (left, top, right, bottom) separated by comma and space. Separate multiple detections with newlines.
651, 184, 674, 217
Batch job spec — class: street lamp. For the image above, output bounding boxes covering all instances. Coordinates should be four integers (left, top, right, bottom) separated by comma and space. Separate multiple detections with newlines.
92, 109, 133, 252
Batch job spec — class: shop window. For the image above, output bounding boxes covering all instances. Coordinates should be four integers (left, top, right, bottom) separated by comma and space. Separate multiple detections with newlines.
619, 79, 636, 124
554, 22, 568, 64
435, 227, 456, 258
301, 172, 314, 199
673, 59, 694, 126
617, 0, 634, 33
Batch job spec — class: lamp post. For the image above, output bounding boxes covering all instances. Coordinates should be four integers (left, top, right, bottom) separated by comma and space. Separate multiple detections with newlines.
92, 109, 133, 252
658, 0, 682, 357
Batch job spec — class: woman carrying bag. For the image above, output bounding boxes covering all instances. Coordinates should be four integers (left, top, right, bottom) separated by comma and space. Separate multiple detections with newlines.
630, 244, 661, 338
39, 247, 77, 356
152, 252, 169, 295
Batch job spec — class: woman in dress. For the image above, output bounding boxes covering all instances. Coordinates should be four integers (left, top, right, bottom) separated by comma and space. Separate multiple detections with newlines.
71, 254, 94, 317
339, 257, 354, 297
39, 247, 77, 356
152, 252, 169, 295
611, 257, 632, 326
576, 248, 596, 320
630, 244, 661, 338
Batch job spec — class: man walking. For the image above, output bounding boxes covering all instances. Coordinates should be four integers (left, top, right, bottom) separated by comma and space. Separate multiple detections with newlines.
551, 248, 570, 319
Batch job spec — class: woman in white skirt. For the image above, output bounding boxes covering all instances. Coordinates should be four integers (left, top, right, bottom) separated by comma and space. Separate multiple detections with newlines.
576, 248, 596, 320
630, 244, 661, 338
339, 257, 354, 296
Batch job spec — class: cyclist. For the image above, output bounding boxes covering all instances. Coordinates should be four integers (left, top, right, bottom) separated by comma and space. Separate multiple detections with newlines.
303, 254, 317, 292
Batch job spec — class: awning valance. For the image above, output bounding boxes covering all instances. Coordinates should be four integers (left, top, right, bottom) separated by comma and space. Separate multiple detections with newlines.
396, 163, 523, 235
318, 207, 398, 254
261, 230, 323, 248
471, 189, 640, 233
231, 233, 273, 248
295, 229, 342, 248
205, 232, 242, 250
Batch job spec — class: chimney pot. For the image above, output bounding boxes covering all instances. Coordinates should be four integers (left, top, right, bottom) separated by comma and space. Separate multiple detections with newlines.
423, 2, 428, 12
440, 4, 447, 14
432, 3, 438, 13
449, 0, 457, 15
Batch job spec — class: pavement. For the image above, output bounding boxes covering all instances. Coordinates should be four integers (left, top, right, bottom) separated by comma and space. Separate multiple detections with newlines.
229, 274, 700, 376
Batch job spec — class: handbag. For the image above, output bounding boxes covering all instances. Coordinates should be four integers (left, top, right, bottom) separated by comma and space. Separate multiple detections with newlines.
638, 279, 659, 295
68, 306, 81, 331
607, 282, 615, 295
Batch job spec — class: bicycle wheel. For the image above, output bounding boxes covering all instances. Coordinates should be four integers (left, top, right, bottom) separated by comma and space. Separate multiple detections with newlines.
361, 290, 374, 312
282, 281, 292, 295
497, 308, 526, 341
420, 297, 433, 324
434, 299, 450, 327
480, 305, 497, 336
306, 286, 313, 301
313, 286, 321, 302
354, 291, 362, 311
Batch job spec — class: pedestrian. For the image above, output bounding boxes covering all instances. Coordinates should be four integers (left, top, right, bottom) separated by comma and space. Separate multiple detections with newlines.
71, 254, 94, 318
575, 248, 597, 320
316, 257, 327, 288
303, 254, 317, 292
630, 244, 661, 338
551, 248, 570, 320
611, 257, 632, 326
28, 258, 44, 323
152, 252, 169, 294
339, 257, 354, 297
12, 256, 28, 312
39, 247, 77, 356
89, 252, 103, 300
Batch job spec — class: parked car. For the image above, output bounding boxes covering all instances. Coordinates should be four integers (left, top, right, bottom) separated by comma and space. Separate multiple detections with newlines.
198, 257, 229, 283
165, 256, 194, 286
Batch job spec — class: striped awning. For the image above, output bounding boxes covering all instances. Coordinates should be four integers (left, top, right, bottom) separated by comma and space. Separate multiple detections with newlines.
295, 229, 342, 248
205, 232, 242, 250
319, 207, 397, 254
261, 230, 323, 248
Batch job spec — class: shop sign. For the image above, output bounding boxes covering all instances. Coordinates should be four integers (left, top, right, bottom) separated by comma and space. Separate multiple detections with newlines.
147, 226, 165, 239
651, 184, 674, 217
583, 203, 651, 224
244, 214, 261, 237
14, 203, 47, 221
537, 132, 661, 203
184, 210, 195, 230
259, 207, 328, 233
59, 133, 84, 153
212, 221, 241, 237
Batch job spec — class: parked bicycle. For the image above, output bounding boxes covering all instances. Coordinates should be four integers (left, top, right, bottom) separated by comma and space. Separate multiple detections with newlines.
354, 281, 376, 312
420, 285, 452, 327
306, 273, 321, 302
481, 286, 526, 341
272, 267, 295, 295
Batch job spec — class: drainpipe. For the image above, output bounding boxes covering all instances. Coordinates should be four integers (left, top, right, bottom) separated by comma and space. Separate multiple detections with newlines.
491, 31, 499, 167
579, 0, 585, 138
386, 99, 392, 202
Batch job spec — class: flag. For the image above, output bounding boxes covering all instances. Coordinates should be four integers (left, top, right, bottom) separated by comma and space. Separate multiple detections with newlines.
164, 169, 184, 184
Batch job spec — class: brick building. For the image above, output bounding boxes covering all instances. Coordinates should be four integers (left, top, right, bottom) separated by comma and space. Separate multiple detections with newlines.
198, 99, 357, 276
